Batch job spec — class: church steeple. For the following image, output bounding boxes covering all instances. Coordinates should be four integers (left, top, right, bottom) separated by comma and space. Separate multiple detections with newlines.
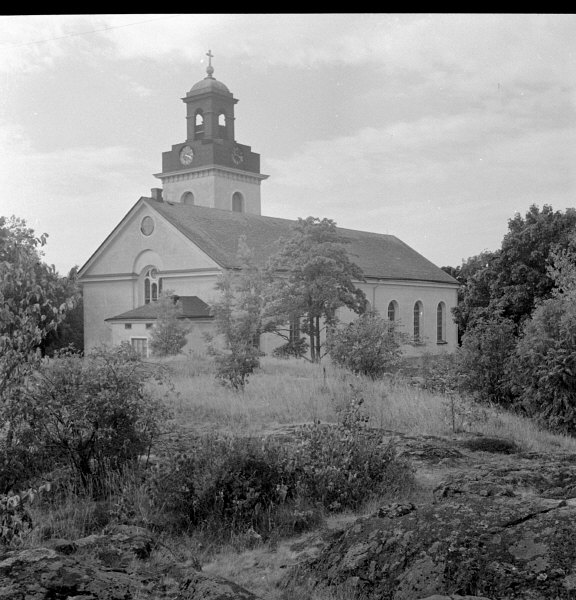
182, 50, 237, 143
154, 53, 268, 214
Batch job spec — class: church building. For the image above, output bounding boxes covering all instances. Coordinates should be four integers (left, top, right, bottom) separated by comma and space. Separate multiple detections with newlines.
78, 53, 459, 357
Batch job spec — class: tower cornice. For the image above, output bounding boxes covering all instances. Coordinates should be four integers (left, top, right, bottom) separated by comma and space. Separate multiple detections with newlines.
154, 164, 269, 183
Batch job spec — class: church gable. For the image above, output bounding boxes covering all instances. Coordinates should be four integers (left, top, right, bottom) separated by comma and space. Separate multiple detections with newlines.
79, 198, 221, 280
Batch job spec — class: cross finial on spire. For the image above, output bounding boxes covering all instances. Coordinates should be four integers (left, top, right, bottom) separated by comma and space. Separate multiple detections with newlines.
205, 49, 215, 78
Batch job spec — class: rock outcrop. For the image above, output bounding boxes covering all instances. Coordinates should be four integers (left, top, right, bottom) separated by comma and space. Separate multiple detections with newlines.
292, 450, 576, 600
0, 524, 262, 599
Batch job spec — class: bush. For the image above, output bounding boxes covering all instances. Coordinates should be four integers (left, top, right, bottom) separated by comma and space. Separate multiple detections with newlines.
513, 294, 576, 434
149, 291, 189, 357
328, 311, 406, 378
8, 344, 168, 495
212, 345, 261, 391
148, 435, 302, 537
457, 314, 517, 406
148, 393, 414, 538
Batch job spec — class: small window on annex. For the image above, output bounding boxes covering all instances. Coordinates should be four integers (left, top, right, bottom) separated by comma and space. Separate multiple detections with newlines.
413, 301, 423, 343
181, 191, 194, 205
437, 302, 446, 343
144, 268, 163, 304
232, 192, 244, 213
194, 111, 204, 139
387, 300, 398, 322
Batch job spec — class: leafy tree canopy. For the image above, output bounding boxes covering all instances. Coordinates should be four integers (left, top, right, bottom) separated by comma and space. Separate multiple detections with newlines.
451, 205, 576, 337
0, 216, 72, 399
265, 217, 367, 362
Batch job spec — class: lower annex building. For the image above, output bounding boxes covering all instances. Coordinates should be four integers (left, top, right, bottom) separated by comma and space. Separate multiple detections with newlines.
77, 53, 459, 358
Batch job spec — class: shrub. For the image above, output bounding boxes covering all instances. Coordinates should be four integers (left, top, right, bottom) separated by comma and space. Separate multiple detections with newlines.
293, 392, 413, 512
9, 344, 168, 495
456, 314, 517, 406
148, 435, 302, 537
513, 294, 576, 434
212, 345, 261, 391
148, 392, 414, 538
149, 291, 190, 357
328, 311, 406, 378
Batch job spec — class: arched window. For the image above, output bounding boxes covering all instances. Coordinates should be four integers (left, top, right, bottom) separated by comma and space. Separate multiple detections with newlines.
218, 112, 228, 139
181, 191, 194, 205
232, 192, 244, 213
388, 300, 398, 322
194, 111, 204, 139
413, 301, 423, 343
437, 302, 446, 343
143, 268, 162, 304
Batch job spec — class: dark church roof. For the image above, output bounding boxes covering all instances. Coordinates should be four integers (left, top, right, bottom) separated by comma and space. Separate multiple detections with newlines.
146, 198, 458, 286
105, 295, 212, 322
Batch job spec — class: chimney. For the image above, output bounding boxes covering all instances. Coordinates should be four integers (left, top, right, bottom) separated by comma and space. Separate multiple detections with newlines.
151, 188, 163, 202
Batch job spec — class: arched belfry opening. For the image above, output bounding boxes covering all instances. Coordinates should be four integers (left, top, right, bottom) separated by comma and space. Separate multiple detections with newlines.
194, 111, 204, 139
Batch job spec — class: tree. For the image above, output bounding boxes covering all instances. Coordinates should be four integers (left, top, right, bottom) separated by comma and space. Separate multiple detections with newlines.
457, 313, 517, 406
0, 216, 71, 402
41, 266, 84, 355
452, 205, 576, 340
513, 242, 576, 434
149, 291, 190, 357
208, 237, 265, 389
265, 217, 367, 362
15, 344, 168, 493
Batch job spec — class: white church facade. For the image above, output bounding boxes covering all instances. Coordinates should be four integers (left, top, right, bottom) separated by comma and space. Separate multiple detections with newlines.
78, 54, 459, 358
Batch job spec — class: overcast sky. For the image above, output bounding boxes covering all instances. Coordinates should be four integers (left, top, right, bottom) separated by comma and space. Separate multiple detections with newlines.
1, 14, 575, 275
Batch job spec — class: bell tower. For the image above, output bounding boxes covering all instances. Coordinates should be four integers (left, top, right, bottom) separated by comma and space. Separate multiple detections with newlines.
154, 51, 268, 214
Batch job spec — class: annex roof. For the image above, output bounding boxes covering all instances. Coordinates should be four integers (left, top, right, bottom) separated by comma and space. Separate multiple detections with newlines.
146, 198, 458, 285
105, 295, 212, 322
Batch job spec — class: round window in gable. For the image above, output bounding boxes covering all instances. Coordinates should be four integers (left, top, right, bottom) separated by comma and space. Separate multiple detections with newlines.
141, 216, 154, 236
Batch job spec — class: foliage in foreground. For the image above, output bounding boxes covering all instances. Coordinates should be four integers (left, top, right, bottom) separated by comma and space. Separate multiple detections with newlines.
147, 395, 413, 538
328, 311, 406, 378
0, 216, 72, 402
2, 344, 168, 495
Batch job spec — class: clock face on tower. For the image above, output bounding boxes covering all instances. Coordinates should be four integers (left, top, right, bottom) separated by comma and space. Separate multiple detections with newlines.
179, 145, 194, 166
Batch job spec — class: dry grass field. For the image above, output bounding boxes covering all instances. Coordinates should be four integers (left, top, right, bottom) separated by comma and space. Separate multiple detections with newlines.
161, 353, 576, 454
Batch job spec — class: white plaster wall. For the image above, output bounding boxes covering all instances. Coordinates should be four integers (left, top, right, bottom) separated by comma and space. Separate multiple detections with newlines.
84, 203, 218, 278
83, 279, 133, 352
339, 280, 459, 356
162, 172, 262, 215
110, 320, 215, 357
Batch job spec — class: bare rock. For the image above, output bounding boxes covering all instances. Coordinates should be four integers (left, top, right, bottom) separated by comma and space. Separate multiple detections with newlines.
293, 457, 576, 600
0, 527, 262, 599
179, 571, 263, 599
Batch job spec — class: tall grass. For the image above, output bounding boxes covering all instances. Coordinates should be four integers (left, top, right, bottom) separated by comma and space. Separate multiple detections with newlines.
154, 355, 576, 454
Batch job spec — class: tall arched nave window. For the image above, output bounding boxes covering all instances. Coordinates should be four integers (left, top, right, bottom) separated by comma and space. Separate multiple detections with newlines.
413, 301, 423, 343
144, 268, 163, 304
